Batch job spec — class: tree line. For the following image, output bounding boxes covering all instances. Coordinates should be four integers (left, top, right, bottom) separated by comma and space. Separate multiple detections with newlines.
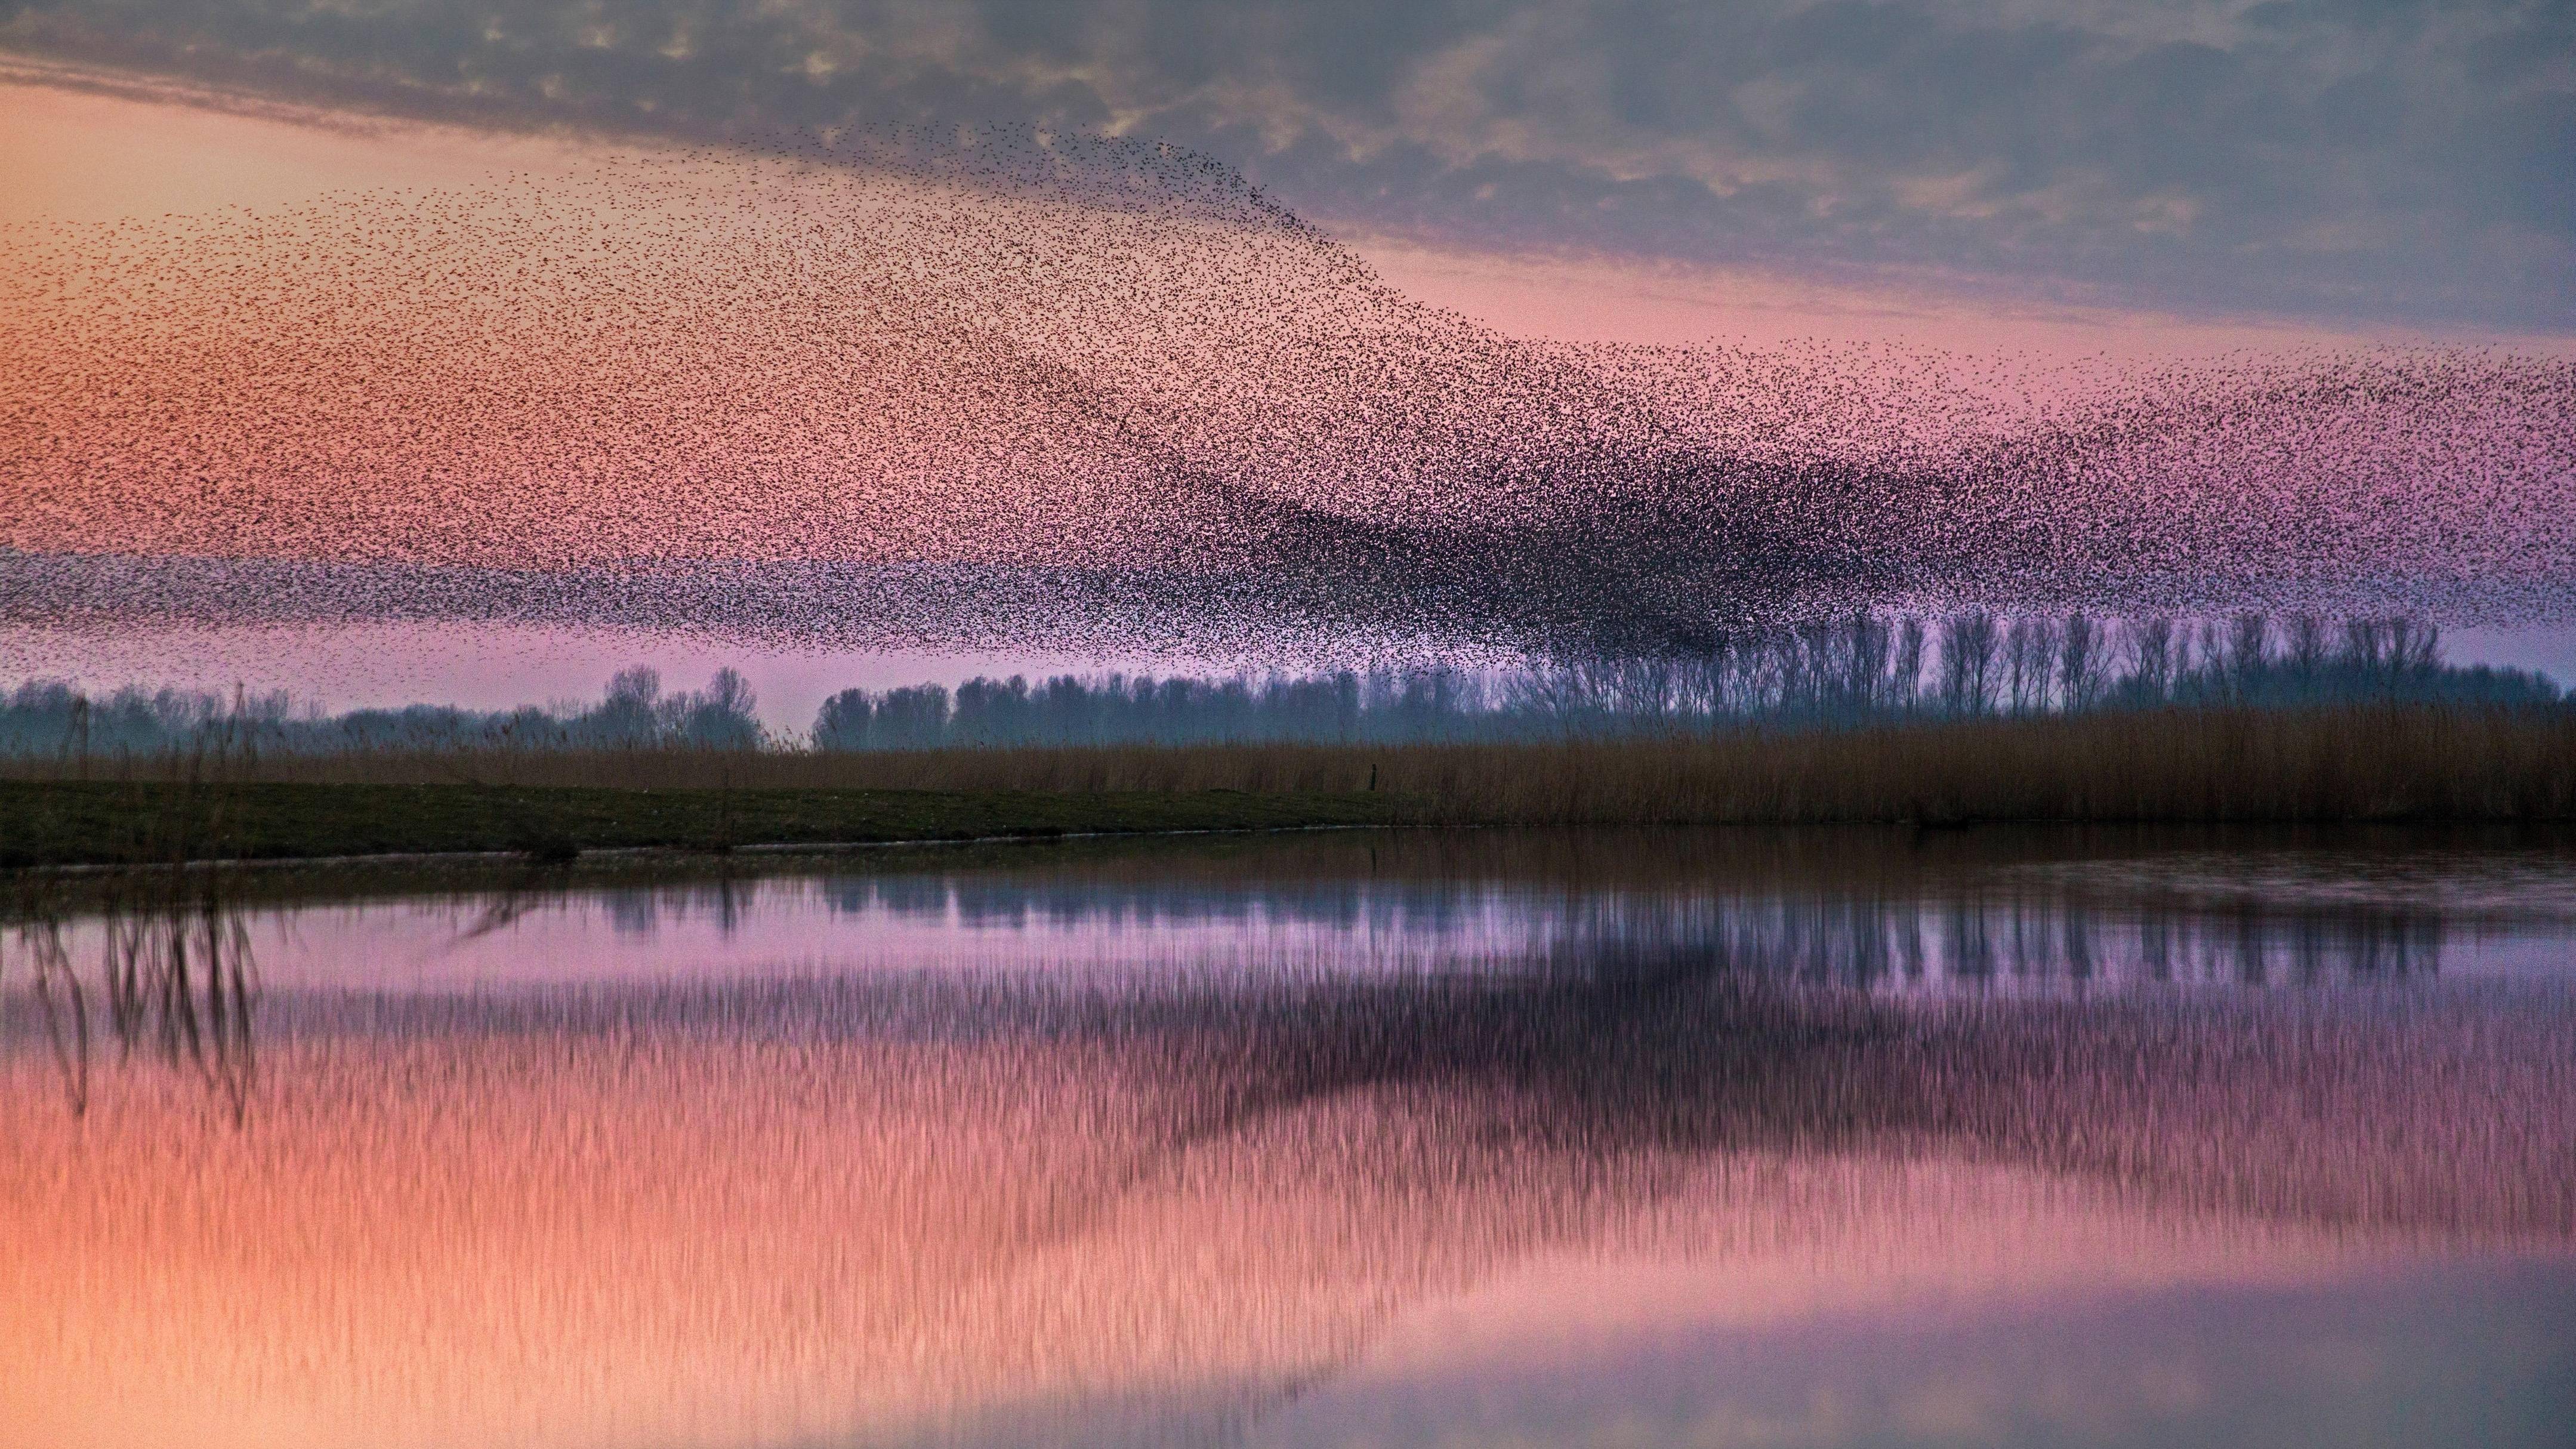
0, 667, 761, 759
811, 612, 2560, 750
1, 613, 2561, 760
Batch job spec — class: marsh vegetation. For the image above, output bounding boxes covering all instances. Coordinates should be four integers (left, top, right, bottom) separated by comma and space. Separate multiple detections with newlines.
1, 613, 2567, 866
1, 702, 2571, 866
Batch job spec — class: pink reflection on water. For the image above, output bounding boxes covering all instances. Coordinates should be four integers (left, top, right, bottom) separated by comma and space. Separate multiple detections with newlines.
6, 841, 2575, 1446
64, 858, 2570, 998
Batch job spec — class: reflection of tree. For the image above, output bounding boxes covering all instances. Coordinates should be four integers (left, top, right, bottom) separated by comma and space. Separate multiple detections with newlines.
812, 850, 2466, 998
1681, 890, 2447, 992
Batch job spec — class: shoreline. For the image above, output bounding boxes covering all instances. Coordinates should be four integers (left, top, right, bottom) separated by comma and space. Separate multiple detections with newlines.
0, 779, 1405, 871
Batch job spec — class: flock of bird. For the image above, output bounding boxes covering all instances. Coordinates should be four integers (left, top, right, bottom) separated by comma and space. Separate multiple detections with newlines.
5, 124, 2572, 663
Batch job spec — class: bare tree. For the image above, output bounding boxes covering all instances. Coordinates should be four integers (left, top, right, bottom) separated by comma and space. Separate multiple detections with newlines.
2390, 618, 2441, 674
1941, 611, 2001, 716
1840, 612, 1892, 714
2285, 613, 2328, 682
2122, 618, 2176, 703
2341, 618, 2388, 673
2004, 615, 2060, 714
1891, 617, 1927, 712
2228, 612, 2271, 698
2059, 612, 2106, 711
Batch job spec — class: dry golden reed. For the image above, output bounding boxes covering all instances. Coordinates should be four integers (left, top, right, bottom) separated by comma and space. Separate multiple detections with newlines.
13, 704, 2572, 825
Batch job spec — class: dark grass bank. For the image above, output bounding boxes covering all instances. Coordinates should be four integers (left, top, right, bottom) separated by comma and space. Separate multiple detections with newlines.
0, 781, 1400, 869
4, 704, 2573, 867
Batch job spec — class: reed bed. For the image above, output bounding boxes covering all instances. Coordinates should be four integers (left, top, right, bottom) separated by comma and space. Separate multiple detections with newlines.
889, 699, 2576, 825
1392, 702, 2576, 826
19, 702, 2576, 816
3, 705, 2571, 867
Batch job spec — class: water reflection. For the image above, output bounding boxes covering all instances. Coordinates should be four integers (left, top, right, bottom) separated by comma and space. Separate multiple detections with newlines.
4, 870, 257, 1122
3, 828, 2572, 1447
20, 827, 2556, 1000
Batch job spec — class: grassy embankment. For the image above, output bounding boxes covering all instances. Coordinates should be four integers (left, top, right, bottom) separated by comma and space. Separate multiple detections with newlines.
3, 703, 2572, 868
0, 781, 1395, 870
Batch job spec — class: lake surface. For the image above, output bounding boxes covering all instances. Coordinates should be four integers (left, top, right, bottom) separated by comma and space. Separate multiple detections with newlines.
6, 827, 2574, 1448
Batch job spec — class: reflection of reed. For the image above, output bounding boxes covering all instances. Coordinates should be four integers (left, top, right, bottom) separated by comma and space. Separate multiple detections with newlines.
10, 916, 88, 1115
18, 707, 2572, 830
6, 868, 260, 1122
2, 723, 281, 1118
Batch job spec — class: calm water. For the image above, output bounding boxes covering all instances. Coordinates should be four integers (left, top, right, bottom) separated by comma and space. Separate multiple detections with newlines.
6, 828, 2574, 1448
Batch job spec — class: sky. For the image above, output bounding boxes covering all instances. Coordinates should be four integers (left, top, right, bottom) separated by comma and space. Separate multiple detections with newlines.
5, 1, 2555, 343
4, 1, 2569, 341
1, 2, 2571, 726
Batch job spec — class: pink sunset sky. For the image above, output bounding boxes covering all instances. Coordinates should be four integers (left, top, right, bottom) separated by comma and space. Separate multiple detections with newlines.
3, 0, 2571, 728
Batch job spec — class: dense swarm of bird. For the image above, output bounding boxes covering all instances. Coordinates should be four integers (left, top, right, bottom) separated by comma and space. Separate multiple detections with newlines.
4, 125, 2572, 665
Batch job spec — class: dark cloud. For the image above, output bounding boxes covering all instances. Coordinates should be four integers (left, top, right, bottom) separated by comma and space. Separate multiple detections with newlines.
3, 0, 2568, 326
